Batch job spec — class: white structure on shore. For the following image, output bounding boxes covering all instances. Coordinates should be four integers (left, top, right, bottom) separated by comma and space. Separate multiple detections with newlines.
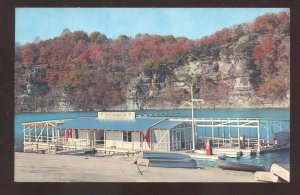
22, 111, 289, 155
23, 112, 193, 153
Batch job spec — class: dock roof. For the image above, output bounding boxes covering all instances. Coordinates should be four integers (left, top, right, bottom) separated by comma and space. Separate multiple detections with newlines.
58, 117, 163, 131
151, 120, 185, 129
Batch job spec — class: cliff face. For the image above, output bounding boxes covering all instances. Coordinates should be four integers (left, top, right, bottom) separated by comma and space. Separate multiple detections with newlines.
123, 33, 289, 110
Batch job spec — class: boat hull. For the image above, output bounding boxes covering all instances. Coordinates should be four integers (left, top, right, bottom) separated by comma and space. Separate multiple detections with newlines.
260, 144, 290, 154
142, 152, 197, 168
217, 159, 265, 172
148, 158, 197, 168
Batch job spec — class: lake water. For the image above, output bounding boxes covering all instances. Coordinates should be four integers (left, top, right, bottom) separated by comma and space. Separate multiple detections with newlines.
14, 109, 290, 169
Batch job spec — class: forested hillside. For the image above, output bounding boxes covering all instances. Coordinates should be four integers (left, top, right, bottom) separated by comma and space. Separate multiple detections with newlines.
15, 11, 290, 112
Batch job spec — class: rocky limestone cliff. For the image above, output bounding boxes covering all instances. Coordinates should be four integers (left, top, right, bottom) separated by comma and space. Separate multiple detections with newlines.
122, 33, 289, 110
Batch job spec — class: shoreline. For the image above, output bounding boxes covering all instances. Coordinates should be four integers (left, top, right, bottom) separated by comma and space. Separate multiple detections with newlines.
14, 107, 290, 114
15, 152, 257, 182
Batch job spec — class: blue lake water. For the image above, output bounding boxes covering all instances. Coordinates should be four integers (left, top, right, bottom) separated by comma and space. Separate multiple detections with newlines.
14, 109, 290, 169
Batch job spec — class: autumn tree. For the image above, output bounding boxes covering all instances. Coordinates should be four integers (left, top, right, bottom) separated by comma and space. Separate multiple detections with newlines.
14, 11, 289, 112
252, 34, 278, 80
21, 43, 39, 67
258, 77, 288, 103
252, 11, 290, 35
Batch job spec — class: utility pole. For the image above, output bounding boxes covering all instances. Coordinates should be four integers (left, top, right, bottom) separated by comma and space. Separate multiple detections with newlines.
179, 84, 203, 151
191, 84, 195, 151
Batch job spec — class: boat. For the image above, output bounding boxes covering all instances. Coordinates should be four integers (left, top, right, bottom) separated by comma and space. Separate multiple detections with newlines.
148, 158, 197, 168
142, 151, 189, 160
217, 159, 265, 172
260, 131, 290, 154
142, 152, 197, 168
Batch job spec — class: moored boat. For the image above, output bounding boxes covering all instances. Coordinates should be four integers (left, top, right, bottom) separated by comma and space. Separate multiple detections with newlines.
142, 151, 189, 160
217, 159, 265, 172
260, 131, 290, 154
148, 158, 197, 168
142, 152, 197, 168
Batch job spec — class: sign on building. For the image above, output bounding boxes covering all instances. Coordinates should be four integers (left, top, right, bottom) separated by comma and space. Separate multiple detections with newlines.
98, 112, 136, 120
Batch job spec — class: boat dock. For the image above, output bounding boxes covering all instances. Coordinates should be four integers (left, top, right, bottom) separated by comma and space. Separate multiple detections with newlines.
21, 115, 289, 157
170, 117, 289, 154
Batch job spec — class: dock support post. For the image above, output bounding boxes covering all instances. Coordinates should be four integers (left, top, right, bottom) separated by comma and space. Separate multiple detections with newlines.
257, 120, 261, 153
104, 130, 106, 148
228, 124, 231, 138
86, 131, 88, 148
217, 127, 220, 148
223, 127, 225, 146
52, 128, 55, 144
211, 120, 214, 146
237, 120, 240, 149
46, 126, 49, 144
57, 129, 60, 144
35, 124, 37, 142
94, 130, 96, 148
267, 121, 270, 146
248, 138, 250, 149
23, 125, 26, 152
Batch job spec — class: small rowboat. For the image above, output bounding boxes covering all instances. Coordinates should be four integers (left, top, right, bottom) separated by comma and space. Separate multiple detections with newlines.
142, 152, 197, 168
148, 158, 197, 168
142, 151, 189, 160
217, 159, 265, 172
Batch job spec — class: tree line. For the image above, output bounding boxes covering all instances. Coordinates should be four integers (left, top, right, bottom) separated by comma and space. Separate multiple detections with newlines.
15, 11, 290, 112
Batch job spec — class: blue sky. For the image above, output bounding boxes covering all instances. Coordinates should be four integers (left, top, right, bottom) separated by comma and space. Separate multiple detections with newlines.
15, 8, 287, 45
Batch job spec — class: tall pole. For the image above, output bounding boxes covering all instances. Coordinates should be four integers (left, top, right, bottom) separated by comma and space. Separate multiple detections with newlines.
237, 120, 240, 149
23, 125, 26, 152
257, 120, 261, 153
191, 84, 195, 151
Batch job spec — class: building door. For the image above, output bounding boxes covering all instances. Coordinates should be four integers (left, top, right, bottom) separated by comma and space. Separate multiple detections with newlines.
181, 130, 186, 149
151, 129, 170, 152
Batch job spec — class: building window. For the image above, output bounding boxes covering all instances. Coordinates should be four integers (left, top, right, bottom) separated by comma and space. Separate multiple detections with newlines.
123, 131, 132, 142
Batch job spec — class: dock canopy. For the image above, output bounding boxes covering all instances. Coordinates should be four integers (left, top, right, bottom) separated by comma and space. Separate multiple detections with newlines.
151, 120, 183, 129
58, 117, 163, 131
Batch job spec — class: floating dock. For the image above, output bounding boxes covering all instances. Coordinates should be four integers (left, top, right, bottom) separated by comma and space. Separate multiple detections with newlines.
21, 115, 289, 156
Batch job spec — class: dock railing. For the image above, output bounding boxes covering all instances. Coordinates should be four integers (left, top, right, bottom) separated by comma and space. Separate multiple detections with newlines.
197, 136, 260, 149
